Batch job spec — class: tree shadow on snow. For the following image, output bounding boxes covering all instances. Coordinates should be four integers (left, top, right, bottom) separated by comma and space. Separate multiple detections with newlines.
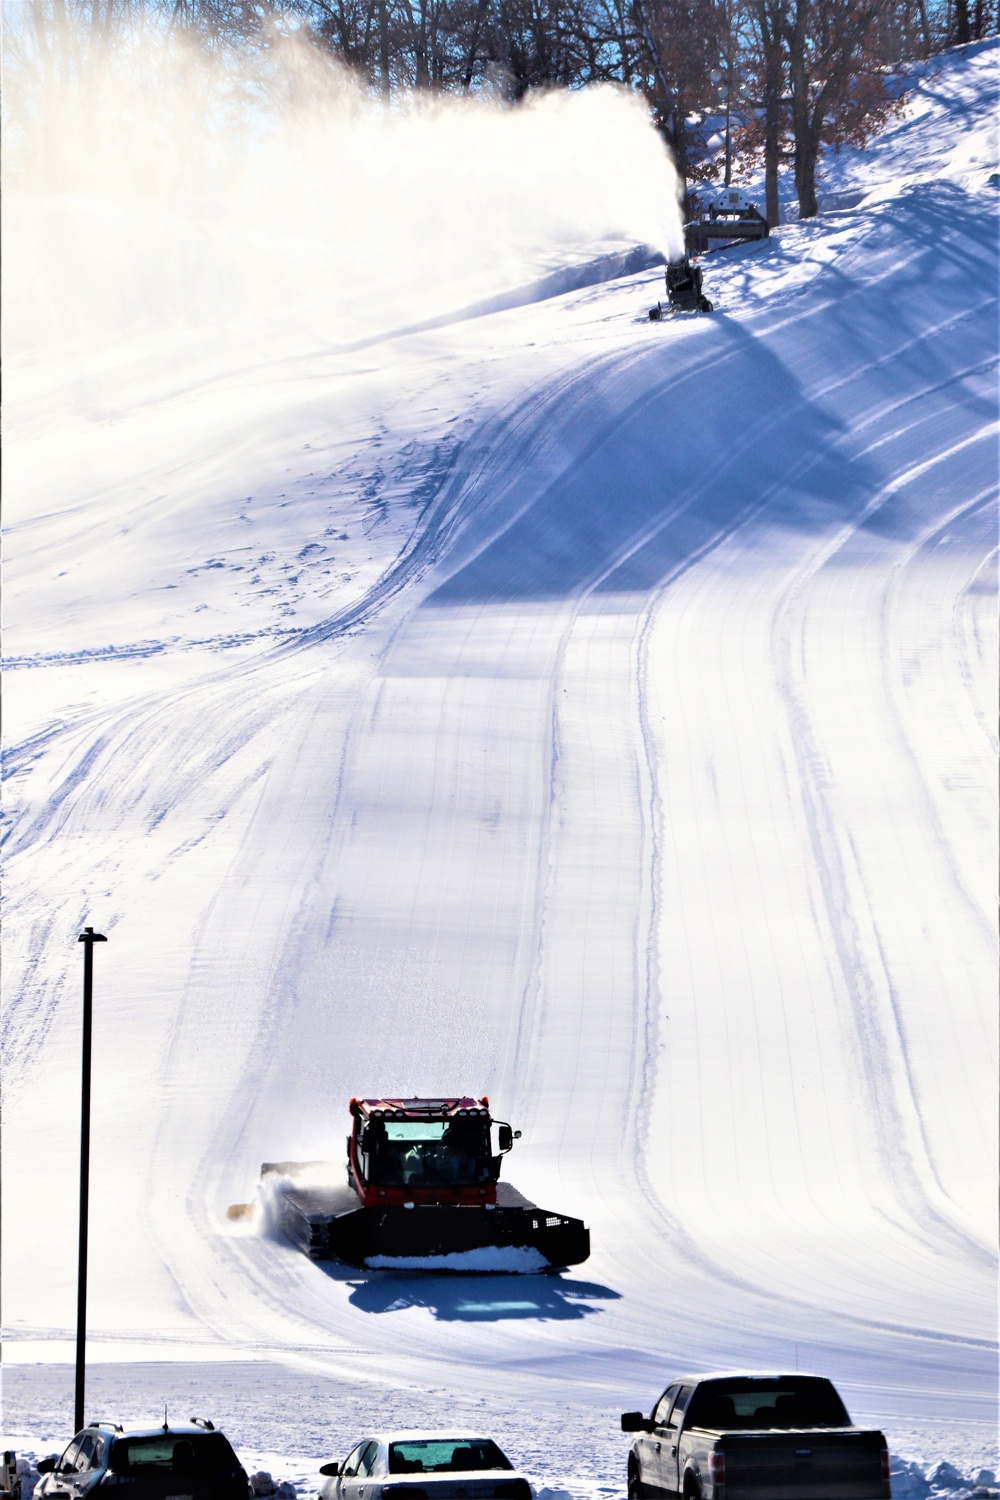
420, 184, 997, 609
317, 1265, 620, 1321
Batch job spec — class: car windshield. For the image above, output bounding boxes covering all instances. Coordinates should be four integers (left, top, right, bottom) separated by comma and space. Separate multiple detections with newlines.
363, 1119, 492, 1188
685, 1378, 850, 1431
112, 1433, 239, 1473
388, 1440, 513, 1474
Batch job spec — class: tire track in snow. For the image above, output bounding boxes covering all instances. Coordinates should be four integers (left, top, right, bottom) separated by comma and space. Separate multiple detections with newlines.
768, 436, 997, 1270
880, 488, 998, 944
601, 194, 997, 1355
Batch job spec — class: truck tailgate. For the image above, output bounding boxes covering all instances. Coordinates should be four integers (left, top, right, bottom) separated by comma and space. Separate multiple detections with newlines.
722, 1430, 887, 1500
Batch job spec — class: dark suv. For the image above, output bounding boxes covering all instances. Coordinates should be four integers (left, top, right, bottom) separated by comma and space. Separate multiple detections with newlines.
35, 1420, 251, 1498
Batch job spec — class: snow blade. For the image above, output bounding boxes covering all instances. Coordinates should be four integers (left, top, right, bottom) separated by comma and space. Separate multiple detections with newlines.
262, 1166, 590, 1271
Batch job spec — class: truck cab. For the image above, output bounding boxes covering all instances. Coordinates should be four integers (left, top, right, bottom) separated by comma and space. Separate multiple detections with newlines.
347, 1097, 518, 1209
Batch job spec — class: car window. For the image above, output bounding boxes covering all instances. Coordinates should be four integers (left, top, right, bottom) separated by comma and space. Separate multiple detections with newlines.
74, 1436, 98, 1472
686, 1378, 850, 1431
671, 1388, 695, 1429
342, 1443, 369, 1477
359, 1443, 380, 1477
58, 1440, 83, 1474
112, 1433, 240, 1473
366, 1446, 386, 1478
388, 1441, 513, 1474
653, 1386, 680, 1428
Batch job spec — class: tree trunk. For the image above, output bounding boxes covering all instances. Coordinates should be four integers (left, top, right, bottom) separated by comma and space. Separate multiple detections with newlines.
793, 136, 819, 217
786, 0, 816, 216
764, 106, 781, 226
462, 0, 489, 87
398, 0, 430, 85
378, 0, 391, 94
614, 0, 632, 80
631, 0, 687, 209
752, 0, 787, 227
915, 0, 931, 52
953, 0, 970, 41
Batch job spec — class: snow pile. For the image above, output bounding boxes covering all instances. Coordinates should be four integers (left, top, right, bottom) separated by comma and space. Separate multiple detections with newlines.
892, 1459, 935, 1499
890, 1460, 1000, 1500
13, 1456, 42, 1499
250, 1470, 297, 1498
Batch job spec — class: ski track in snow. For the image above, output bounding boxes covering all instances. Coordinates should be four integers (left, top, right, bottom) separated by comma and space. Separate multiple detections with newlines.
3, 41, 998, 1492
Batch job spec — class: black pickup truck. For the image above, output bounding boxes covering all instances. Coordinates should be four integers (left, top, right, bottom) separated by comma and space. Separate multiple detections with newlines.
622, 1373, 891, 1500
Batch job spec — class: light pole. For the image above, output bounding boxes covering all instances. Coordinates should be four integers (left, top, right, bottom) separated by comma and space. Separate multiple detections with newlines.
724, 69, 732, 186
75, 926, 107, 1435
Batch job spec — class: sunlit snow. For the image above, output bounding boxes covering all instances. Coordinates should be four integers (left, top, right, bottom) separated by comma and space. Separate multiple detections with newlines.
2, 33, 997, 1500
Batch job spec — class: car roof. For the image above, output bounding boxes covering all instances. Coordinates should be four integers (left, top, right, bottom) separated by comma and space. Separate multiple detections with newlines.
658, 1371, 830, 1387
366, 1432, 505, 1444
109, 1425, 222, 1439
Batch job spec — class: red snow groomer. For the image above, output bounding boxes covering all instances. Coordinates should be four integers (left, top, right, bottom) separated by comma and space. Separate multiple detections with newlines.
258, 1096, 590, 1272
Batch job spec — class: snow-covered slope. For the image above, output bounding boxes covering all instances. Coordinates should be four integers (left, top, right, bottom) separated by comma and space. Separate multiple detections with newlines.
3, 38, 997, 1490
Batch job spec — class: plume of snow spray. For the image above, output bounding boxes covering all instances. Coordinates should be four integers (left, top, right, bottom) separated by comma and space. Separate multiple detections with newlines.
3, 32, 684, 368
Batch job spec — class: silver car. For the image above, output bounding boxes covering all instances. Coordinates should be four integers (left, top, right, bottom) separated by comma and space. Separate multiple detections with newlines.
318, 1432, 533, 1500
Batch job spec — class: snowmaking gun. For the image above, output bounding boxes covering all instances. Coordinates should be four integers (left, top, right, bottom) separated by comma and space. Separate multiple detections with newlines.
252, 1096, 591, 1272
649, 257, 713, 318
648, 190, 769, 319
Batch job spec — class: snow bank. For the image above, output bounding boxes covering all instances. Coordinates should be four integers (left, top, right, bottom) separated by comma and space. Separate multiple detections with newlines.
13, 1455, 42, 1499
250, 1470, 298, 1498
891, 1459, 1000, 1500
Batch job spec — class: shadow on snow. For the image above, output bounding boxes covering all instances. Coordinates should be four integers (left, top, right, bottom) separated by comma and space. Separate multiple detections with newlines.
316, 1263, 620, 1321
421, 185, 997, 609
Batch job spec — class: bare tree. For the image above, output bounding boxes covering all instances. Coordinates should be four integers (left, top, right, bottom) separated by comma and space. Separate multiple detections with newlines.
630, 0, 724, 205
785, 0, 906, 217
742, 0, 790, 225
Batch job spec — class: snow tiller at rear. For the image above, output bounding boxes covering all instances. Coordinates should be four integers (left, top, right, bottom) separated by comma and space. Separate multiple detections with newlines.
253, 1097, 590, 1272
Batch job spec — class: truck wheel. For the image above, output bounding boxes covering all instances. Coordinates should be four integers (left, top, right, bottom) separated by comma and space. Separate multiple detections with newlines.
628, 1468, 646, 1500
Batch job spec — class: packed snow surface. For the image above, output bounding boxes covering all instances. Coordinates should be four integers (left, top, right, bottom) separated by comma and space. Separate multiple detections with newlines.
2, 35, 998, 1500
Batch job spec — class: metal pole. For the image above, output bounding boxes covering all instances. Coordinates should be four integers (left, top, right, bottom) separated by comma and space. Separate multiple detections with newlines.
724, 87, 732, 185
75, 926, 107, 1435
723, 0, 733, 186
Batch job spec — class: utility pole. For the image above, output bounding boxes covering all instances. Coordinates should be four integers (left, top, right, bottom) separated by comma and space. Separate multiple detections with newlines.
75, 926, 107, 1435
